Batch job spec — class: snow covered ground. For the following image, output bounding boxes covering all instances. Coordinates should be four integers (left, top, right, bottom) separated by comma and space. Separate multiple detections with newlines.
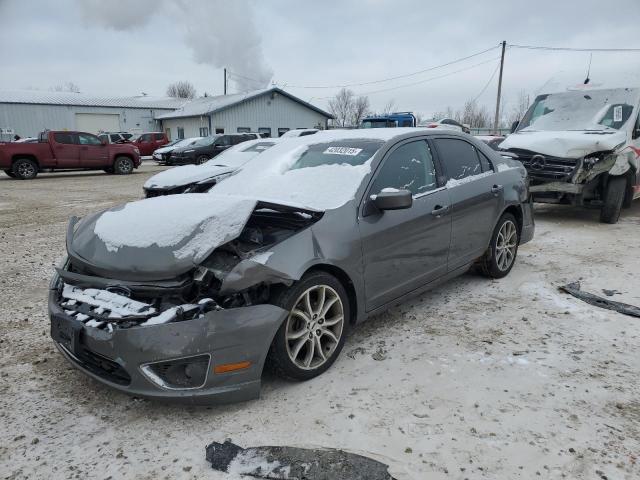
0, 165, 639, 479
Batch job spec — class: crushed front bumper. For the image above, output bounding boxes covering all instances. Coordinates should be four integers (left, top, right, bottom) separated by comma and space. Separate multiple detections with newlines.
48, 289, 287, 404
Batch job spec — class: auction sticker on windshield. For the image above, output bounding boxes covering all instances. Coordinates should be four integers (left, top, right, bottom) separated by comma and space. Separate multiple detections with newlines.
614, 105, 623, 122
323, 146, 363, 156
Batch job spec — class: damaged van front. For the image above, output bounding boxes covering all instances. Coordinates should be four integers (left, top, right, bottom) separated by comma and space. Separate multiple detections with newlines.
500, 87, 640, 223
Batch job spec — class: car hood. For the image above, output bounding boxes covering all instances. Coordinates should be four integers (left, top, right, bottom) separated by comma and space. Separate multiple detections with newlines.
500, 129, 627, 158
68, 193, 258, 280
154, 145, 177, 154
144, 164, 237, 189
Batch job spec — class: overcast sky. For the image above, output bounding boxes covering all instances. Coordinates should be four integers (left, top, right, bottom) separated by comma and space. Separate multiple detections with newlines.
1, 0, 640, 118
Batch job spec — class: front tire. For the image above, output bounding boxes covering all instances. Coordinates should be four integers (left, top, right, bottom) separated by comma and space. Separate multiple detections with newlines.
195, 155, 209, 165
268, 271, 350, 381
113, 156, 134, 175
12, 158, 38, 180
600, 176, 626, 224
480, 213, 519, 279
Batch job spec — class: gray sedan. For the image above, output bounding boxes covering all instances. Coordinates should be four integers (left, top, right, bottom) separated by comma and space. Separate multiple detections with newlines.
49, 128, 534, 403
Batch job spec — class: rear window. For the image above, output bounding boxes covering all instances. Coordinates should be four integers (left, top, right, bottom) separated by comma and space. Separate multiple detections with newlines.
53, 133, 75, 144
289, 140, 384, 170
241, 141, 276, 153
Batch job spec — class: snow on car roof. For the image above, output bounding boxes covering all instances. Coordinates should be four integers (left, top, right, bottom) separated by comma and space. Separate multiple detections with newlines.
212, 128, 418, 210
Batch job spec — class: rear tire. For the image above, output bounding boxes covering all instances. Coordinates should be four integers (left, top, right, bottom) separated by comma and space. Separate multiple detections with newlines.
480, 213, 519, 279
4, 169, 16, 178
113, 156, 134, 175
600, 176, 626, 224
195, 155, 209, 165
268, 271, 350, 381
12, 158, 38, 180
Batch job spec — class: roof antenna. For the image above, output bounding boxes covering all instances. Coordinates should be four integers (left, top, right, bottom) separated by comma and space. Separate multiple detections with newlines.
584, 52, 593, 84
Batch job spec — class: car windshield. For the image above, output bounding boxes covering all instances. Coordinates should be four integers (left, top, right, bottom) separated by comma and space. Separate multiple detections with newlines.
518, 88, 639, 132
240, 141, 276, 153
361, 120, 395, 128
213, 137, 385, 210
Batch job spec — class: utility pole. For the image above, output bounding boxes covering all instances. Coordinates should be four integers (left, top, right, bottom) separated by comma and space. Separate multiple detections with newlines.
223, 68, 227, 95
493, 40, 506, 134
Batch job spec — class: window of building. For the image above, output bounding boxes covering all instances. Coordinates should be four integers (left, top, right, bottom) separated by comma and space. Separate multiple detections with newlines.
258, 127, 271, 138
237, 127, 251, 133
177, 127, 185, 140
199, 127, 209, 137
370, 140, 437, 196
215, 128, 224, 134
433, 138, 482, 180
278, 128, 290, 137
53, 133, 75, 144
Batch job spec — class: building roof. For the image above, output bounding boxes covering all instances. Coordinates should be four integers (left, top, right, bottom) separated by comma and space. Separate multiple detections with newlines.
0, 90, 188, 110
155, 87, 333, 120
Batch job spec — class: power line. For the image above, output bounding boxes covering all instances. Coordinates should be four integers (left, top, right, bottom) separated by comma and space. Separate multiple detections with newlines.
509, 43, 640, 52
472, 60, 501, 103
275, 44, 500, 89
311, 56, 502, 100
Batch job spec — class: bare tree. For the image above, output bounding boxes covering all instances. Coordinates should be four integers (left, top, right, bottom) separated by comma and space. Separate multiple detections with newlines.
166, 81, 197, 99
50, 81, 81, 93
380, 99, 396, 115
350, 95, 371, 127
507, 89, 530, 127
328, 88, 355, 127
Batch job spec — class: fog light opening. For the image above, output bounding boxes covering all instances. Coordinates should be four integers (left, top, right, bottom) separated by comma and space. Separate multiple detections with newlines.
141, 354, 210, 390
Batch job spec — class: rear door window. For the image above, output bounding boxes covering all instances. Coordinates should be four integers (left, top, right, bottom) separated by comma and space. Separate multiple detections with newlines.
53, 133, 76, 144
433, 138, 483, 180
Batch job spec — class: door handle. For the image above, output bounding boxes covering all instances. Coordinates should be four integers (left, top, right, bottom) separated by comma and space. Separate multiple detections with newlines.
491, 184, 504, 195
431, 205, 450, 217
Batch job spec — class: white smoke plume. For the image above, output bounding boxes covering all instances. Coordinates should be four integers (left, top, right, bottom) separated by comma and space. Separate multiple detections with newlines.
79, 0, 272, 92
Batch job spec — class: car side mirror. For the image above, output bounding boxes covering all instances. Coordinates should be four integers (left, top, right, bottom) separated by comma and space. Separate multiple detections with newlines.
372, 189, 413, 211
510, 120, 519, 134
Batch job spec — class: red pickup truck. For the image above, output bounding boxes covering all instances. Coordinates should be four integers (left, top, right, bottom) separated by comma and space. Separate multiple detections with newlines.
0, 131, 141, 180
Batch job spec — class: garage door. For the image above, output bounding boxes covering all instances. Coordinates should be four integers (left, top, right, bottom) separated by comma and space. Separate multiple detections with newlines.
75, 113, 120, 134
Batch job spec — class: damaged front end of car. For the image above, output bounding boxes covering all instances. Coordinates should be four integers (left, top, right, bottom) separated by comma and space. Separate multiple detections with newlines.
49, 200, 323, 403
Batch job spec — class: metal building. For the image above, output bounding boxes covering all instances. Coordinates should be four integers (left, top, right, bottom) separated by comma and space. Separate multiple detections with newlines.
156, 87, 333, 139
0, 90, 187, 139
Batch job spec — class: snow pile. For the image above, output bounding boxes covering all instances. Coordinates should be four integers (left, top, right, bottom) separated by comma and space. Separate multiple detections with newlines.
61, 284, 156, 318
93, 194, 256, 260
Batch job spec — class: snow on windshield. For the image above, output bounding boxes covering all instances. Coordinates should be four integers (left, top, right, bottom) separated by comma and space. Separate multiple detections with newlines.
212, 129, 408, 209
519, 88, 639, 132
94, 194, 256, 260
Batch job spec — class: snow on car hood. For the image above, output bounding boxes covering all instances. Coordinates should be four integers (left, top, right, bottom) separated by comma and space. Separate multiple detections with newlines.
69, 194, 257, 278
144, 163, 237, 189
500, 129, 627, 158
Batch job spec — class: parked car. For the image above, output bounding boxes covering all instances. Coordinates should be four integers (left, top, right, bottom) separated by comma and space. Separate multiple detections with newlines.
361, 112, 417, 128
97, 132, 137, 144
49, 128, 533, 403
281, 128, 319, 138
0, 130, 141, 179
132, 132, 169, 156
476, 135, 505, 150
419, 118, 471, 134
144, 138, 279, 196
168, 133, 258, 165
500, 86, 640, 223
152, 137, 202, 164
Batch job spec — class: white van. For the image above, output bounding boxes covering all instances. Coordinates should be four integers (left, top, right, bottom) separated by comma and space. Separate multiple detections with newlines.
500, 86, 640, 223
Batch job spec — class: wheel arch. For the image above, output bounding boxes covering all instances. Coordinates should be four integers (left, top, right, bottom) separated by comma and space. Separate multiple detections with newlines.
501, 204, 523, 234
12, 154, 39, 167
303, 263, 358, 325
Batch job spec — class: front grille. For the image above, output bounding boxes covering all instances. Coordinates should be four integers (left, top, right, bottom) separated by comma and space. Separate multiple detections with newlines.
507, 149, 579, 182
75, 347, 132, 386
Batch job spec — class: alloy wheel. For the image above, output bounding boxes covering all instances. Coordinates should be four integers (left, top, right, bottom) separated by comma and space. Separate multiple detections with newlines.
285, 285, 344, 370
495, 220, 517, 271
17, 162, 35, 178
